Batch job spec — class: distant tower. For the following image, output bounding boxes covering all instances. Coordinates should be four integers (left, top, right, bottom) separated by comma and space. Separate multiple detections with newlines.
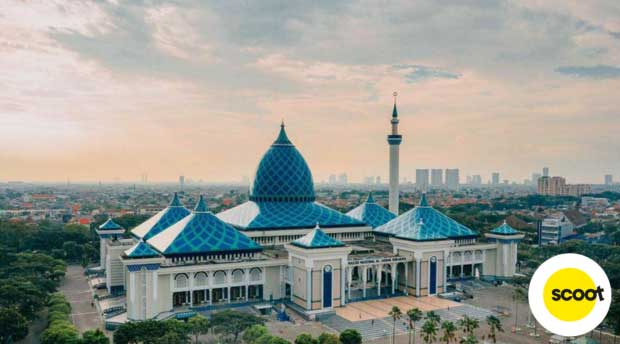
387, 92, 402, 215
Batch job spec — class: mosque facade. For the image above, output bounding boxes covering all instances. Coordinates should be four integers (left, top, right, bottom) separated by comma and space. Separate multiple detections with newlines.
96, 101, 524, 322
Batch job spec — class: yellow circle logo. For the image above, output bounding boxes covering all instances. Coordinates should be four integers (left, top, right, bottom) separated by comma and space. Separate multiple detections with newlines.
543, 268, 596, 321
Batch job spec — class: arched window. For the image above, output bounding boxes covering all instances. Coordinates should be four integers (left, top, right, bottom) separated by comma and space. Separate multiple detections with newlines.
232, 269, 244, 283
194, 272, 208, 287
175, 273, 189, 289
249, 268, 262, 282
214, 270, 226, 285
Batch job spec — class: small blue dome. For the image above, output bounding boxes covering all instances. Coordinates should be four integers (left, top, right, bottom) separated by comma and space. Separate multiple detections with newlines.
250, 124, 315, 202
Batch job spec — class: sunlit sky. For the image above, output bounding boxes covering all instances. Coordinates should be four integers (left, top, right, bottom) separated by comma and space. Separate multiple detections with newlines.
1, 1, 619, 184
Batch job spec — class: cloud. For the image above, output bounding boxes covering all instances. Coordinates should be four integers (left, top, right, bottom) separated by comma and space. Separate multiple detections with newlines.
555, 65, 620, 79
393, 65, 461, 82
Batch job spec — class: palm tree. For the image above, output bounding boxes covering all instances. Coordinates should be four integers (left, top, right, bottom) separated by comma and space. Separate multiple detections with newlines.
426, 311, 441, 325
458, 316, 479, 337
485, 315, 503, 343
512, 287, 526, 331
421, 320, 438, 344
459, 335, 478, 344
440, 321, 457, 344
389, 306, 402, 344
407, 308, 423, 344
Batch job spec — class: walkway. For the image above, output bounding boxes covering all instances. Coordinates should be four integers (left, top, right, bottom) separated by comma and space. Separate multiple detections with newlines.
59, 265, 105, 334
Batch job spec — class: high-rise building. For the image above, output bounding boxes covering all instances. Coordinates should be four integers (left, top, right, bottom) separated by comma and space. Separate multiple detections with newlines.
605, 174, 613, 185
532, 173, 542, 185
415, 169, 429, 191
538, 176, 591, 196
491, 172, 500, 185
471, 175, 482, 185
376, 176, 381, 185
337, 173, 348, 185
543, 167, 549, 177
445, 169, 459, 189
431, 169, 443, 186
179, 175, 185, 188
328, 174, 337, 184
387, 93, 402, 215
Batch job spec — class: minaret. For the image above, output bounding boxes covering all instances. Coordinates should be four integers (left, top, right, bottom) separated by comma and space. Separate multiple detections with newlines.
387, 92, 402, 215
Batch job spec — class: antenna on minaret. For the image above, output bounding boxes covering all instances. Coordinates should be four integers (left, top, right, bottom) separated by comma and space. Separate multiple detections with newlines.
393, 91, 398, 104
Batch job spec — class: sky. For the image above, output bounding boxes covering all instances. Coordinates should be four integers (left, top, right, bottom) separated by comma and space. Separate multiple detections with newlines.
1, 0, 619, 184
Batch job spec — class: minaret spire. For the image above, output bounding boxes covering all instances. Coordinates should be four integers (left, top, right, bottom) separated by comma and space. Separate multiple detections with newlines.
387, 91, 403, 215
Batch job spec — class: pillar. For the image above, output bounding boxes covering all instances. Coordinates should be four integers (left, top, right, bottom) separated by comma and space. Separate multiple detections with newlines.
362, 266, 367, 298
391, 263, 397, 295
129, 271, 136, 317
341, 259, 347, 306
306, 269, 312, 310
376, 265, 382, 296
415, 259, 421, 297
347, 267, 352, 301
404, 262, 409, 295
152, 270, 158, 308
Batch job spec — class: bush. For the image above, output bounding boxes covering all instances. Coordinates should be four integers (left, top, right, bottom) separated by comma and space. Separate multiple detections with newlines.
295, 333, 317, 344
317, 333, 339, 344
339, 329, 362, 344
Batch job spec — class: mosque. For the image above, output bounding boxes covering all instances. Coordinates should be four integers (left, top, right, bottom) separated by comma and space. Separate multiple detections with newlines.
96, 99, 524, 322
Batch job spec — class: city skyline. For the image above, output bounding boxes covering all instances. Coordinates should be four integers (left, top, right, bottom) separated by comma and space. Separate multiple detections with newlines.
2, 1, 620, 183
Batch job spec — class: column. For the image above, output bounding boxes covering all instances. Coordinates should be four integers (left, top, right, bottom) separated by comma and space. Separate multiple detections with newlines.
152, 270, 158, 310
227, 287, 231, 303
245, 268, 250, 301
443, 251, 449, 292
340, 259, 347, 306
376, 265, 382, 296
306, 269, 312, 310
404, 262, 409, 295
189, 274, 193, 306
288, 256, 293, 302
209, 289, 213, 305
391, 263, 397, 295
129, 271, 136, 318
362, 266, 367, 298
99, 239, 106, 268
415, 259, 421, 297
347, 267, 352, 301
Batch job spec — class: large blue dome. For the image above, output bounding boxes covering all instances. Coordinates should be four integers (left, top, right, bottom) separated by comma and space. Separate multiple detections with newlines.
250, 124, 315, 202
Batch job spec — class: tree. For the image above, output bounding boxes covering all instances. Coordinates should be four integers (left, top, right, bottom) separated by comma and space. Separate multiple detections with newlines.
421, 320, 438, 344
317, 333, 339, 344
407, 308, 423, 344
295, 334, 317, 344
459, 335, 478, 344
426, 311, 441, 325
485, 315, 503, 343
457, 316, 479, 336
512, 287, 526, 330
113, 320, 189, 344
243, 325, 268, 344
608, 289, 620, 335
389, 306, 402, 344
256, 335, 290, 344
440, 321, 457, 344
188, 314, 210, 344
40, 322, 80, 344
0, 279, 48, 320
0, 307, 28, 343
210, 310, 265, 344
82, 329, 110, 344
339, 329, 362, 344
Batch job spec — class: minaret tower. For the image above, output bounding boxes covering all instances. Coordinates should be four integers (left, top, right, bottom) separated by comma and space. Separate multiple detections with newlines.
387, 92, 402, 215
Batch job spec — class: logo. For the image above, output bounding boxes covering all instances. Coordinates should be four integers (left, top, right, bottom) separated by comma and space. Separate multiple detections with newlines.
529, 254, 611, 336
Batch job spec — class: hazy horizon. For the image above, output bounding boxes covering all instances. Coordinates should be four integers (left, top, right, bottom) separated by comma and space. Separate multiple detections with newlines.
1, 1, 619, 184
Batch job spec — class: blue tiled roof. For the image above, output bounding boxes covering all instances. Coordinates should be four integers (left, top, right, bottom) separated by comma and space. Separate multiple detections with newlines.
250, 124, 315, 202
217, 201, 365, 230
131, 194, 190, 240
292, 225, 345, 249
346, 193, 396, 228
392, 103, 398, 118
394, 220, 448, 241
99, 217, 123, 230
375, 201, 477, 241
148, 199, 261, 256
490, 221, 520, 235
125, 241, 160, 259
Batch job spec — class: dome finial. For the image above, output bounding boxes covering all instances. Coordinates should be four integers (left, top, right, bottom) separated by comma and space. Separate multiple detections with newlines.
274, 121, 292, 145
169, 192, 183, 207
419, 192, 429, 207
367, 192, 375, 203
194, 195, 208, 212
